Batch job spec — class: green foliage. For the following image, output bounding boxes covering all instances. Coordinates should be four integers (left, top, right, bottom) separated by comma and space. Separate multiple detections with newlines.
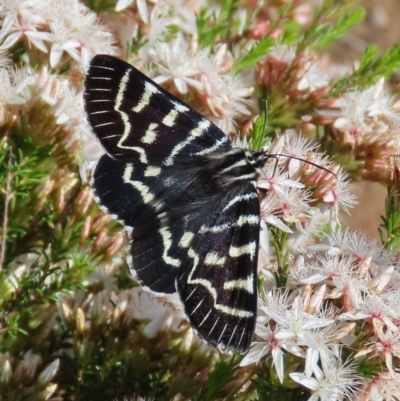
232, 0, 366, 144
299, 0, 365, 51
3, 107, 78, 207
251, 365, 305, 401
235, 0, 365, 71
84, 0, 117, 13
379, 213, 400, 251
235, 38, 276, 74
270, 227, 290, 287
249, 112, 274, 151
3, 0, 400, 399
60, 334, 213, 401
0, 101, 242, 400
0, 139, 48, 263
256, 381, 310, 401
380, 175, 400, 252
197, 0, 242, 48
200, 356, 241, 401
333, 43, 400, 93
356, 357, 381, 380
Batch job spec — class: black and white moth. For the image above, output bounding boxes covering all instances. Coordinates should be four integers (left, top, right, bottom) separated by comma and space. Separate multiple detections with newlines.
84, 55, 270, 353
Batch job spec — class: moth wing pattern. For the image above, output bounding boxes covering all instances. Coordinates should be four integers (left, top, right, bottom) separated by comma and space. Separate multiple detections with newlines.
84, 54, 261, 353
84, 55, 231, 165
177, 184, 259, 352
92, 152, 208, 294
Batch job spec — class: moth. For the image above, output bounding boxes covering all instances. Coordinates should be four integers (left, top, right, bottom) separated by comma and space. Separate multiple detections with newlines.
84, 55, 270, 353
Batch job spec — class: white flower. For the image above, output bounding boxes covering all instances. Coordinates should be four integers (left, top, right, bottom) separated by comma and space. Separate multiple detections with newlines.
368, 265, 394, 294
258, 288, 293, 321
290, 353, 361, 401
16, 351, 42, 379
330, 79, 400, 144
280, 187, 312, 223
116, 0, 155, 23
0, 1, 117, 69
286, 255, 315, 287
141, 6, 177, 48
258, 165, 305, 196
289, 208, 332, 250
89, 262, 119, 295
367, 83, 400, 127
0, 66, 34, 105
240, 325, 285, 383
276, 130, 319, 159
274, 297, 333, 342
261, 295, 334, 354
362, 372, 400, 401
297, 61, 329, 92
117, 288, 185, 338
322, 170, 357, 214
368, 330, 400, 376
207, 71, 254, 133
302, 322, 354, 377
269, 44, 296, 63
39, 359, 59, 383
48, 21, 80, 68
0, 13, 52, 53
303, 254, 355, 284
339, 293, 399, 335
148, 34, 200, 94
0, 353, 12, 383
54, 86, 89, 144
260, 191, 293, 233
168, 0, 206, 34
325, 228, 395, 268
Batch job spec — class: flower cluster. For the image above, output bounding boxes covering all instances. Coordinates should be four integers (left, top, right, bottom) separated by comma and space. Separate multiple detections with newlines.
137, 34, 255, 133
0, 351, 59, 398
256, 43, 400, 185
243, 227, 400, 400
256, 46, 330, 105
257, 131, 355, 235
0, 0, 117, 69
1, 0, 400, 400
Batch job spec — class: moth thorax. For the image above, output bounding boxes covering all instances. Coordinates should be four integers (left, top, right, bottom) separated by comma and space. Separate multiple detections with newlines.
214, 148, 266, 186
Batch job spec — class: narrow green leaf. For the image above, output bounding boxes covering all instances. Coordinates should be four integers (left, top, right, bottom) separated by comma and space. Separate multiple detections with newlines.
235, 37, 275, 73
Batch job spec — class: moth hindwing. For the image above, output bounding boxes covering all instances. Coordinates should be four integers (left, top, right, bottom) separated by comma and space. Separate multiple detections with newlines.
84, 54, 267, 353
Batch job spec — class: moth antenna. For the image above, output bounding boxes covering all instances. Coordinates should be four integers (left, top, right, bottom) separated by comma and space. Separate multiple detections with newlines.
267, 153, 337, 178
